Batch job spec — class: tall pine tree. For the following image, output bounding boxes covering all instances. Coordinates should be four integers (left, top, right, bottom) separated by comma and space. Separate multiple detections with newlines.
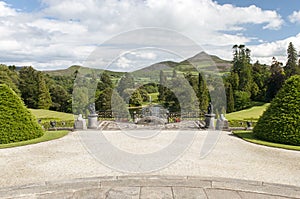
225, 82, 234, 113
37, 72, 52, 110
285, 42, 298, 78
198, 73, 209, 112
158, 70, 167, 102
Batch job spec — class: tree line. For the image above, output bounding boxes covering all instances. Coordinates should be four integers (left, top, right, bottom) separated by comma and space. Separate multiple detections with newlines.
225, 42, 300, 112
0, 65, 73, 113
1, 42, 299, 115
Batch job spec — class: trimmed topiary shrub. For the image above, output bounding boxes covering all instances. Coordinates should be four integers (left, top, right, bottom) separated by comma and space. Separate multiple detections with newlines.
0, 84, 44, 144
253, 75, 300, 145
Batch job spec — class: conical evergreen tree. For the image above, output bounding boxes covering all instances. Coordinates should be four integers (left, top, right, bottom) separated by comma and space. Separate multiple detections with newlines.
0, 84, 44, 144
253, 75, 300, 145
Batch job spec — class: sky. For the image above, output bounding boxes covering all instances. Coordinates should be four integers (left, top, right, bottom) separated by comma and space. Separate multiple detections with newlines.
1, 0, 300, 71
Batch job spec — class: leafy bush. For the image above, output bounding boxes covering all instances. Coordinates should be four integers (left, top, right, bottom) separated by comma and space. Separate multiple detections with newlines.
0, 84, 44, 144
253, 75, 300, 145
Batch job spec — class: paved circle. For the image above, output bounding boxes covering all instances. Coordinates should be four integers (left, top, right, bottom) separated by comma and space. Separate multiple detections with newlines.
0, 130, 299, 198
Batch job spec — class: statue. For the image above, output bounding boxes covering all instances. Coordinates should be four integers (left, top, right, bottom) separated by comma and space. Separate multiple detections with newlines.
87, 103, 98, 129
75, 114, 87, 130
88, 103, 96, 115
207, 102, 213, 114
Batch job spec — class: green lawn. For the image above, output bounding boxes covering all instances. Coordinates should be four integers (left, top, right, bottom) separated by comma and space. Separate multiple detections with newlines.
29, 109, 74, 121
0, 131, 69, 149
226, 103, 269, 121
233, 131, 300, 151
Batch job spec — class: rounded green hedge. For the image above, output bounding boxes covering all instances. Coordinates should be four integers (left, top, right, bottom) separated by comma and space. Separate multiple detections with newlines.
0, 84, 44, 144
253, 75, 300, 146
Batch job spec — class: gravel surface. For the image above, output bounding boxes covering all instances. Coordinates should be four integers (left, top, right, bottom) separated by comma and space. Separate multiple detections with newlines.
0, 130, 299, 188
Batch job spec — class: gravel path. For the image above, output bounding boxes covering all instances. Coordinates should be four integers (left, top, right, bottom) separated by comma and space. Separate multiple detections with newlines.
0, 130, 299, 188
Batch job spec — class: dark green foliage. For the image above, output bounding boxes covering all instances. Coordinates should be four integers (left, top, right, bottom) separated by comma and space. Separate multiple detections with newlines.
19, 67, 52, 109
285, 42, 299, 78
97, 72, 113, 91
234, 91, 251, 111
95, 87, 113, 111
129, 90, 143, 107
138, 88, 149, 102
37, 72, 52, 109
163, 87, 180, 112
95, 73, 114, 112
266, 58, 285, 102
198, 73, 209, 112
19, 66, 39, 108
253, 75, 300, 145
50, 75, 75, 94
251, 61, 270, 101
0, 64, 20, 95
225, 82, 234, 113
232, 44, 253, 93
0, 84, 44, 144
49, 84, 72, 113
158, 70, 167, 102
140, 83, 158, 93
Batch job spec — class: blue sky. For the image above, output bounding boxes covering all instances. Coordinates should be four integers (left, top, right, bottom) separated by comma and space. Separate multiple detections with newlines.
1, 0, 300, 70
217, 0, 300, 43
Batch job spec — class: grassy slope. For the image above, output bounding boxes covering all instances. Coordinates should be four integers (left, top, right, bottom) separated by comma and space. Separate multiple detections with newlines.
233, 131, 300, 151
0, 131, 69, 149
29, 109, 74, 121
226, 103, 270, 121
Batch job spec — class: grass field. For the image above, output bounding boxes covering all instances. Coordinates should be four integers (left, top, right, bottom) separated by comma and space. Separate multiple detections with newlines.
29, 109, 74, 121
0, 131, 69, 149
226, 103, 269, 121
233, 131, 300, 151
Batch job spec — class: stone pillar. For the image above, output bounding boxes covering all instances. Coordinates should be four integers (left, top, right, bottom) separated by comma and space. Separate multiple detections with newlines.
205, 114, 216, 130
88, 114, 98, 129
220, 114, 229, 130
216, 118, 222, 130
74, 114, 87, 130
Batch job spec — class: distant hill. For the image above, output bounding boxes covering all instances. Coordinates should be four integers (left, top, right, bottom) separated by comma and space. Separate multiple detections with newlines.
131, 52, 232, 83
44, 65, 84, 76
42, 52, 232, 84
178, 51, 232, 72
44, 65, 123, 78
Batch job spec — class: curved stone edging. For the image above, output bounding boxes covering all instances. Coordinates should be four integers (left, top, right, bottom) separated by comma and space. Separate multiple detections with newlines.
0, 176, 299, 198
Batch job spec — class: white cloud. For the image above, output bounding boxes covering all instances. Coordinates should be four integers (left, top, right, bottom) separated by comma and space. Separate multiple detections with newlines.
0, 1, 16, 17
130, 51, 157, 60
250, 33, 300, 64
0, 0, 286, 70
289, 10, 300, 24
116, 56, 132, 69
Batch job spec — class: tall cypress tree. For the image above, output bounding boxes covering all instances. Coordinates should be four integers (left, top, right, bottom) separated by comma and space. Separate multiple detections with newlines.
37, 72, 52, 110
225, 82, 234, 113
285, 42, 298, 78
198, 73, 209, 112
158, 70, 167, 102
